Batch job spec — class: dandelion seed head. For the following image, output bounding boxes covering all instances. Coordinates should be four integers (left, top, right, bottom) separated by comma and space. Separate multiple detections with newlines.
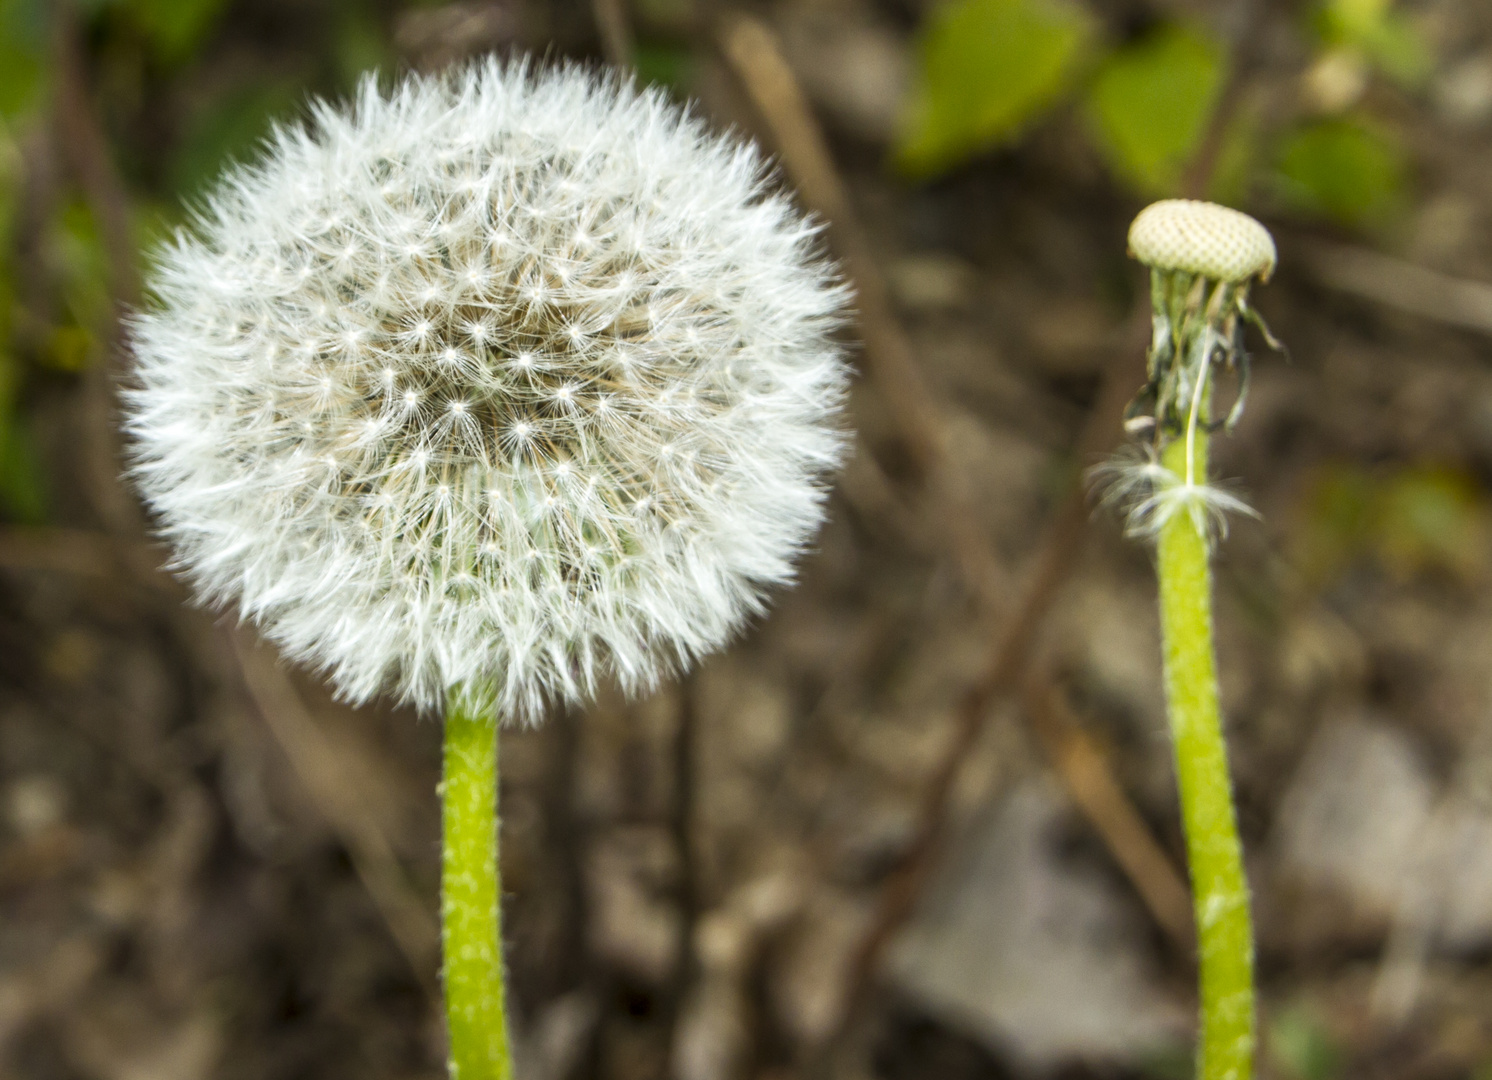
126, 60, 851, 722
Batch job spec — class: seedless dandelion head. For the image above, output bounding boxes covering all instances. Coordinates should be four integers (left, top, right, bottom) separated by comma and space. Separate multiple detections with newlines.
126, 60, 851, 722
1095, 200, 1280, 545
1128, 199, 1276, 284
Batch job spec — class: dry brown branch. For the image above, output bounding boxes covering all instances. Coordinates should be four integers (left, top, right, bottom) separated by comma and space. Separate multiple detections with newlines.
1303, 241, 1492, 336
1023, 680, 1195, 954
1177, 0, 1263, 202
231, 630, 441, 997
822, 324, 1146, 1054
51, 2, 146, 539
51, 6, 139, 312
716, 16, 941, 466
0, 934, 104, 1060
394, 1, 523, 71
593, 0, 634, 68
0, 525, 170, 587
717, 15, 1006, 608
715, 12, 1169, 1054
0, 525, 123, 578
716, 8, 1271, 1065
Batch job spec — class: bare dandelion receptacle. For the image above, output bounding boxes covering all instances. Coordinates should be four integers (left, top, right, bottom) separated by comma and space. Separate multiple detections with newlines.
1128, 198, 1277, 284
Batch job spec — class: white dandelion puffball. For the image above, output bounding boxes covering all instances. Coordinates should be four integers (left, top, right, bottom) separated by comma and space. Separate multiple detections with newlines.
126, 61, 851, 722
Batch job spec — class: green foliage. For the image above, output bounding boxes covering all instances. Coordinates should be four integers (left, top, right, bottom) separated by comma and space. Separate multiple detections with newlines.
1084, 23, 1226, 194
1318, 0, 1431, 88
0, 0, 47, 118
333, 5, 394, 88
124, 0, 229, 64
1293, 463, 1489, 588
1376, 466, 1490, 582
0, 411, 48, 524
0, 120, 45, 522
1267, 1005, 1341, 1080
634, 42, 694, 95
169, 81, 305, 197
894, 0, 1093, 179
1136, 1042, 1195, 1080
1205, 108, 1261, 206
1273, 117, 1406, 228
48, 202, 110, 362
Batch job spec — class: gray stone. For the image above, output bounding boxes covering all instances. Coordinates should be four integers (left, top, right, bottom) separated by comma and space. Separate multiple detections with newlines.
886, 781, 1187, 1072
1272, 715, 1435, 918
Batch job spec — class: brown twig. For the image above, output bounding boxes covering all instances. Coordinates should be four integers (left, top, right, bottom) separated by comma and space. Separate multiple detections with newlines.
823, 315, 1147, 1053
0, 525, 138, 579
51, 5, 140, 312
1023, 679, 1195, 953
51, 2, 146, 540
717, 15, 1006, 608
231, 630, 441, 998
593, 0, 635, 69
1176, 0, 1263, 204
1302, 241, 1492, 337
715, 6, 1269, 1065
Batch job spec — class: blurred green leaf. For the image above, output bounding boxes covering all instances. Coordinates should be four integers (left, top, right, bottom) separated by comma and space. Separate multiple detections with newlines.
125, 0, 228, 64
0, 0, 47, 118
634, 42, 694, 95
1375, 466, 1489, 583
1205, 107, 1260, 206
1319, 0, 1431, 87
0, 121, 22, 252
333, 6, 393, 88
1273, 117, 1406, 228
1291, 464, 1374, 589
50, 201, 111, 347
1084, 23, 1226, 194
1268, 1006, 1341, 1080
1136, 1042, 1194, 1080
1292, 463, 1489, 588
169, 81, 304, 197
894, 0, 1093, 179
45, 325, 95, 373
0, 407, 47, 524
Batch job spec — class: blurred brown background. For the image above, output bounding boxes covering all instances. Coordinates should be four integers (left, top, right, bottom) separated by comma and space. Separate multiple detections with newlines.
3, 0, 1492, 1077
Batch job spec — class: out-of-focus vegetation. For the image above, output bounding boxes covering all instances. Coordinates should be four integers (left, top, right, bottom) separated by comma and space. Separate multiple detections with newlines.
896, 0, 1423, 226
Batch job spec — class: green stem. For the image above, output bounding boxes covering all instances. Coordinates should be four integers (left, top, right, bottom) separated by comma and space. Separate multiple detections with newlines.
1157, 436, 1255, 1080
442, 692, 513, 1080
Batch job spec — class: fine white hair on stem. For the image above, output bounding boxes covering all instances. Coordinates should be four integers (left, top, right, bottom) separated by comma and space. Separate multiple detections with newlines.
1090, 444, 1259, 544
125, 59, 852, 723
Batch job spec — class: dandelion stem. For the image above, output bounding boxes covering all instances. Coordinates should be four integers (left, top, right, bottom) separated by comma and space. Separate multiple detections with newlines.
1157, 433, 1254, 1080
442, 693, 513, 1080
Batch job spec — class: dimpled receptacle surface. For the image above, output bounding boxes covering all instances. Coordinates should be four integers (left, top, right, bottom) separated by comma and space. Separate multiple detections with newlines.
1128, 199, 1276, 283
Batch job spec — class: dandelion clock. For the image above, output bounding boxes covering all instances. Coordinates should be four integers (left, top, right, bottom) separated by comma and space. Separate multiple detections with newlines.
125, 60, 850, 1079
